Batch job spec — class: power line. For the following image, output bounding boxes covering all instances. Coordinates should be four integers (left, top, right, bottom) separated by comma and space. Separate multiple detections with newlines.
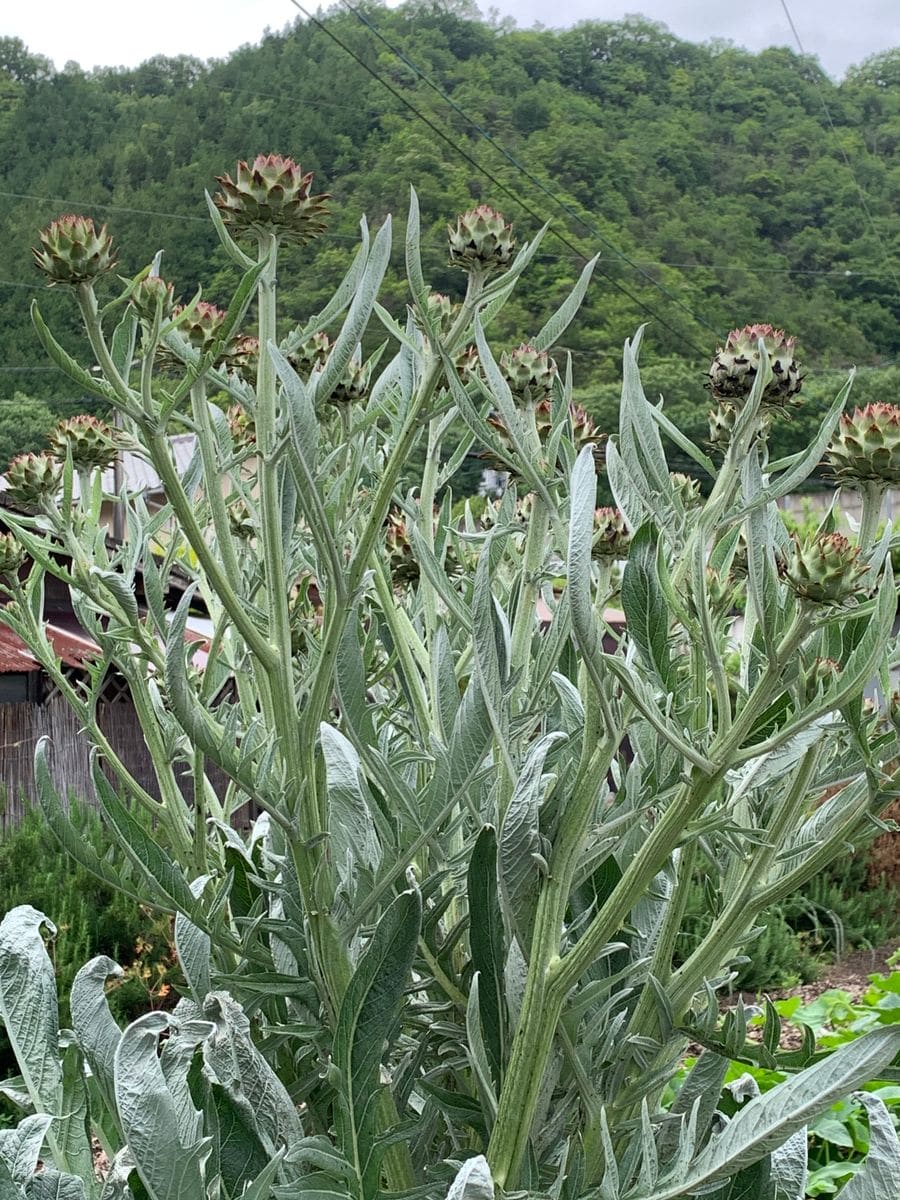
2, 192, 891, 280
338, 0, 725, 343
284, 0, 711, 357
779, 0, 900, 300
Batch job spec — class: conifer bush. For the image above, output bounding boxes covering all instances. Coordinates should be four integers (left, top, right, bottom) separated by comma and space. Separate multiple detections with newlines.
0, 156, 899, 1199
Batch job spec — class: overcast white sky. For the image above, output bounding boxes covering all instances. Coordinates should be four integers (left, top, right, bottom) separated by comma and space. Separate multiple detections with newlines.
6, 1, 898, 80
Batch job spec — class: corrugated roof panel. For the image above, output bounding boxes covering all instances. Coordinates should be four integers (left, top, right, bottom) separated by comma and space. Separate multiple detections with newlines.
0, 620, 99, 673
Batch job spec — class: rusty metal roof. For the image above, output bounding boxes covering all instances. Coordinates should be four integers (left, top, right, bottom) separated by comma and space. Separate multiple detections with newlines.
0, 621, 98, 673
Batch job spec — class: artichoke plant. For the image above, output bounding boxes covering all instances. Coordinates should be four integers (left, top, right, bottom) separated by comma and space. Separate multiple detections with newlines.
1, 162, 898, 1200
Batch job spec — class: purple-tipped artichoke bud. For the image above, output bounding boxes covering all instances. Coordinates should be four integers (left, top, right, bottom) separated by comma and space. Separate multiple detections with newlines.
5, 452, 62, 507
0, 533, 26, 580
130, 274, 175, 323
500, 343, 558, 405
48, 415, 119, 472
826, 403, 900, 487
708, 323, 803, 408
448, 205, 515, 275
592, 507, 631, 561
785, 532, 869, 606
157, 301, 229, 371
33, 214, 116, 286
214, 154, 330, 245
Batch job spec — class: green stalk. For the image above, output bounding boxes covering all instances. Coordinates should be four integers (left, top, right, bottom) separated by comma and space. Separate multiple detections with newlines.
857, 480, 886, 557
299, 273, 485, 795
190, 378, 243, 590
488, 740, 615, 1188
508, 494, 550, 709
547, 768, 720, 1002
667, 745, 819, 1014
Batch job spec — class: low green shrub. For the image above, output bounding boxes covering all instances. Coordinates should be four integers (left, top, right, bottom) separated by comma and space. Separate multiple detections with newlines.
0, 801, 178, 1103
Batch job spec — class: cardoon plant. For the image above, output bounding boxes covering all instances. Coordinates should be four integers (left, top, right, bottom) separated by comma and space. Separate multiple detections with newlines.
0, 158, 898, 1200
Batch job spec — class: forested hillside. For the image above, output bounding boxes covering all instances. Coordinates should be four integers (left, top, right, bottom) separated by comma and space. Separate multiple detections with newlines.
1, 1, 898, 477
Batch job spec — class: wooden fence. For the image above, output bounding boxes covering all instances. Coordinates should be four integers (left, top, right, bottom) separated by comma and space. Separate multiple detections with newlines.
0, 693, 233, 833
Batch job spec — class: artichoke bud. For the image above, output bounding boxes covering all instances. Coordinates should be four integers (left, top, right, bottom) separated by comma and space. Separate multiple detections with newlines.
785, 532, 869, 606
708, 323, 803, 408
592, 507, 631, 561
416, 291, 456, 337
453, 345, 481, 384
157, 301, 229, 371
225, 335, 260, 385
707, 402, 738, 451
48, 415, 119, 472
5, 452, 62, 507
448, 205, 515, 275
385, 511, 419, 587
214, 154, 330, 245
803, 657, 841, 701
0, 533, 26, 580
500, 343, 558, 405
227, 499, 255, 540
288, 331, 331, 375
33, 214, 116, 286
826, 403, 900, 487
130, 274, 175, 324
329, 356, 371, 408
228, 404, 256, 448
671, 472, 702, 509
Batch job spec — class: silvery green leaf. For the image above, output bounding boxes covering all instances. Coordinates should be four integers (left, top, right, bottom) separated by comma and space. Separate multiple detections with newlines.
533, 256, 599, 352
55, 1041, 93, 1186
467, 827, 506, 1089
70, 957, 123, 1125
606, 438, 648, 533
174, 878, 211, 1005
0, 1116, 53, 1185
91, 760, 199, 920
207, 1083, 270, 1200
159, 1020, 212, 1148
445, 1155, 494, 1200
320, 724, 382, 896
568, 446, 601, 663
499, 732, 566, 949
97, 1150, 137, 1200
24, 1170, 87, 1200
837, 1093, 900, 1200
635, 1027, 900, 1198
314, 217, 392, 407
621, 524, 675, 691
465, 976, 498, 1121
769, 1126, 807, 1200
0, 908, 61, 1114
333, 890, 421, 1199
113, 1013, 209, 1200
201, 992, 303, 1158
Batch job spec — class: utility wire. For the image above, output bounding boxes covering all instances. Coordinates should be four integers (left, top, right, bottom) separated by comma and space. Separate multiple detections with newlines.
339, 0, 724, 341
285, 0, 711, 357
779, 0, 900, 299
2, 192, 891, 277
